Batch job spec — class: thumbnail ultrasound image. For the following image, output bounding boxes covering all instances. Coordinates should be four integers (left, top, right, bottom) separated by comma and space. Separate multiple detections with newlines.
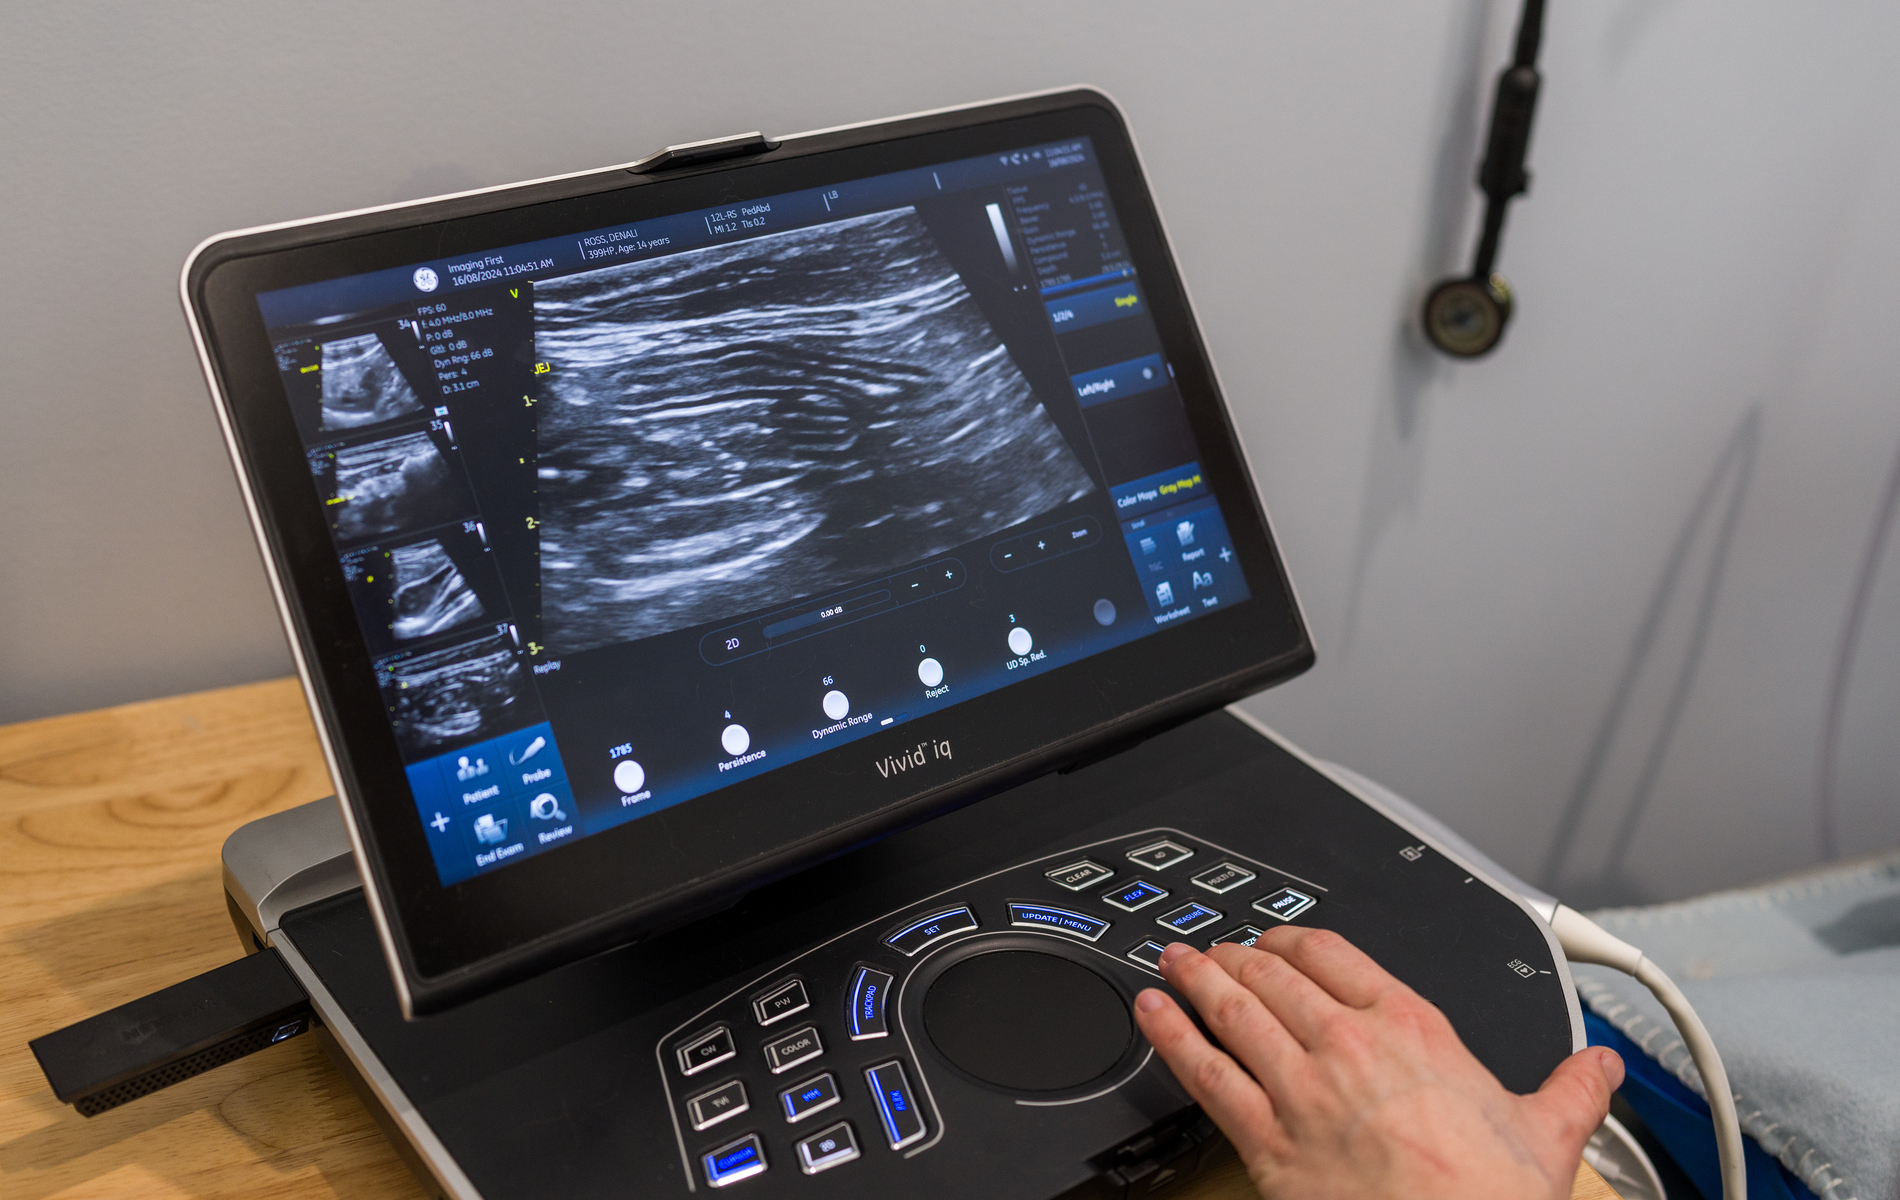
391, 540, 486, 640
379, 632, 532, 756
319, 332, 423, 430
343, 533, 492, 655
533, 207, 1097, 653
322, 430, 474, 545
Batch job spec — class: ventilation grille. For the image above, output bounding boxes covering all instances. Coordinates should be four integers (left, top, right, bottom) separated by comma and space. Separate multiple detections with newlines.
75, 1019, 304, 1117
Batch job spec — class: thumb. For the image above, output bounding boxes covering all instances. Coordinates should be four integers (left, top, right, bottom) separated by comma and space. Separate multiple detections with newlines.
1523, 1046, 1624, 1154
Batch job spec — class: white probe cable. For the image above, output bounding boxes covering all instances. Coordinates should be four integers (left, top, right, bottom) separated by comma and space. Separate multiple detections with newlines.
1549, 904, 1747, 1200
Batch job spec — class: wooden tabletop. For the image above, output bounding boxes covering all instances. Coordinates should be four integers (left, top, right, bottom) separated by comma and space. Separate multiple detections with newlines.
0, 679, 1617, 1199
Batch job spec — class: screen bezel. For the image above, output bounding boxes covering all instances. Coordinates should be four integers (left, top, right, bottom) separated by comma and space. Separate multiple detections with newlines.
185, 88, 1313, 1014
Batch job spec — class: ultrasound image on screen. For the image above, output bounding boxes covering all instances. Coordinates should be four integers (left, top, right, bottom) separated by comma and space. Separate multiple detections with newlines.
381, 632, 530, 755
533, 207, 1097, 653
330, 431, 471, 544
319, 332, 423, 430
391, 539, 486, 641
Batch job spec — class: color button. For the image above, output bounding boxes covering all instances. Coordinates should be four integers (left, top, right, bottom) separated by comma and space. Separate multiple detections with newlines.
763, 1025, 823, 1075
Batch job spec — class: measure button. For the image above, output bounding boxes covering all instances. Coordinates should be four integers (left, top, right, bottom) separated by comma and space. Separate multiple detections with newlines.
885, 907, 978, 956
1155, 902, 1223, 935
865, 1060, 928, 1150
847, 965, 894, 1040
1007, 902, 1110, 942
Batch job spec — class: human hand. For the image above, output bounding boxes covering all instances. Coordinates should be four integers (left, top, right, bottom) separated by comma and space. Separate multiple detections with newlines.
1133, 928, 1622, 1200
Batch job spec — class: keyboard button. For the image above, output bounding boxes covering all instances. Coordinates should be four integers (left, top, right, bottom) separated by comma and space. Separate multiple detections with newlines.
703, 1132, 767, 1187
1126, 839, 1195, 870
1192, 862, 1257, 894
1155, 902, 1223, 935
865, 1060, 928, 1150
885, 906, 979, 956
1045, 859, 1114, 891
1102, 878, 1170, 912
847, 965, 894, 1040
1212, 925, 1267, 947
796, 1121, 862, 1175
1254, 888, 1318, 921
685, 1079, 748, 1131
751, 978, 810, 1026
779, 1072, 841, 1124
676, 1025, 737, 1076
1126, 939, 1169, 969
1007, 902, 1110, 941
763, 1024, 824, 1074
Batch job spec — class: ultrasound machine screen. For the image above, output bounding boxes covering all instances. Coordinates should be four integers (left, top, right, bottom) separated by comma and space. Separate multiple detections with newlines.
256, 136, 1252, 888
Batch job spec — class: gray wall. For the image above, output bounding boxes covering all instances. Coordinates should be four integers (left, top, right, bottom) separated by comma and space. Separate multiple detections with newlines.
4, 1, 1897, 905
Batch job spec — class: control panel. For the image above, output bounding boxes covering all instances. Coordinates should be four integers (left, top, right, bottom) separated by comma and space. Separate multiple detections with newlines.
655, 828, 1326, 1190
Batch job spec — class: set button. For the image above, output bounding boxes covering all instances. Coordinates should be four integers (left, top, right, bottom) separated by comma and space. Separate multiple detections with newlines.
1254, 888, 1318, 921
1045, 859, 1114, 891
885, 906, 978, 956
1192, 862, 1257, 894
676, 1025, 737, 1077
1007, 902, 1111, 942
1126, 839, 1195, 870
762, 1025, 824, 1074
751, 978, 809, 1026
1103, 879, 1169, 912
1155, 901, 1223, 935
796, 1121, 861, 1175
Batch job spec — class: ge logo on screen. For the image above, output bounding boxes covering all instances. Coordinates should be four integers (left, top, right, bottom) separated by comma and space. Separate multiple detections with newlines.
412, 267, 439, 292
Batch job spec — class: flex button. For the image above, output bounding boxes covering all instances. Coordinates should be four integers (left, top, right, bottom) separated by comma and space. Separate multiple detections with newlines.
865, 1060, 928, 1150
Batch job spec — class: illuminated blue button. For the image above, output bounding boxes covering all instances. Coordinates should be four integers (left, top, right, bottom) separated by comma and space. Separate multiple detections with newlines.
1254, 888, 1318, 922
702, 1132, 766, 1187
1103, 879, 1170, 912
1007, 903, 1110, 942
1155, 902, 1223, 935
1126, 939, 1169, 969
865, 1060, 927, 1150
847, 966, 894, 1040
885, 907, 978, 956
780, 1072, 840, 1124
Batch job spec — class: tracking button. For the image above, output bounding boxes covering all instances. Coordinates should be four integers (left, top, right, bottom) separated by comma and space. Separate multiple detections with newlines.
1045, 859, 1113, 890
865, 1060, 928, 1150
1155, 902, 1223, 935
703, 1132, 767, 1187
885, 906, 978, 956
847, 965, 894, 1040
1007, 902, 1110, 942
676, 1025, 736, 1076
1126, 839, 1194, 870
763, 1025, 823, 1074
1254, 888, 1317, 921
796, 1121, 861, 1175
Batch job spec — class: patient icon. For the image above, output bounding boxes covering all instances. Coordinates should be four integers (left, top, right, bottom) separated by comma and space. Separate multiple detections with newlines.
455, 755, 490, 782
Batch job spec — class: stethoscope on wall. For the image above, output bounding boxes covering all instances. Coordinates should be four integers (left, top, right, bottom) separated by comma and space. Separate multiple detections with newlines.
1424, 0, 1545, 357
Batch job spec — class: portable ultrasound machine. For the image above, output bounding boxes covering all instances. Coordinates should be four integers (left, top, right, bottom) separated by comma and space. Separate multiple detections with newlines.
42, 89, 1600, 1198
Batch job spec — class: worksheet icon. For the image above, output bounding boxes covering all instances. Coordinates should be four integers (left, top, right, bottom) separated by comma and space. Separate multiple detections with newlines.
1154, 581, 1174, 606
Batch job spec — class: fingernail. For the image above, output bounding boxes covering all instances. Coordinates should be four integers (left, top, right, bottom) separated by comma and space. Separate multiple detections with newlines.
1135, 989, 1166, 1012
1157, 942, 1192, 968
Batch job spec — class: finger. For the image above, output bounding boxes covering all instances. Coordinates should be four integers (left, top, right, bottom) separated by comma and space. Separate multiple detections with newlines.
1156, 944, 1309, 1093
1133, 986, 1283, 1163
1253, 925, 1406, 1009
1522, 1047, 1623, 1157
1203, 941, 1354, 1052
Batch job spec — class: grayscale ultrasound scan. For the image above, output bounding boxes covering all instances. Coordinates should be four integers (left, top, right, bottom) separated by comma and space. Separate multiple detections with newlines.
330, 431, 471, 544
391, 539, 486, 641
381, 631, 530, 754
319, 332, 423, 430
532, 207, 1096, 653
